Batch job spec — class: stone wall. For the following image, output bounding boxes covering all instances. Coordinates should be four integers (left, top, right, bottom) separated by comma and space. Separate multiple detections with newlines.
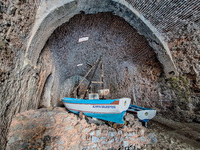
126, 0, 200, 36
0, 0, 39, 148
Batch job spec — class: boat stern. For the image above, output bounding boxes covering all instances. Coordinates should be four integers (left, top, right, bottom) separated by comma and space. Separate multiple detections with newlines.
118, 98, 131, 112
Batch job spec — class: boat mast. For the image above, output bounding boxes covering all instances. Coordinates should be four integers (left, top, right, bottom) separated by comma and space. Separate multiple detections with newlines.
101, 56, 105, 99
83, 56, 101, 99
71, 57, 100, 98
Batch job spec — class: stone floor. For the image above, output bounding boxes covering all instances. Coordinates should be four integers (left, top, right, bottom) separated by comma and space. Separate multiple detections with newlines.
6, 107, 154, 150
145, 116, 200, 150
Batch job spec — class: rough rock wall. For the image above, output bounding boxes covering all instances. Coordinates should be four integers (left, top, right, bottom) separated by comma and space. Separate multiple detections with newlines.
0, 0, 38, 148
169, 24, 200, 88
0, 41, 54, 149
125, 1, 200, 110
165, 23, 200, 122
0, 0, 50, 148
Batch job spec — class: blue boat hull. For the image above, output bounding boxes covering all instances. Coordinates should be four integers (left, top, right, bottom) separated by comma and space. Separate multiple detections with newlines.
62, 97, 131, 124
69, 109, 126, 124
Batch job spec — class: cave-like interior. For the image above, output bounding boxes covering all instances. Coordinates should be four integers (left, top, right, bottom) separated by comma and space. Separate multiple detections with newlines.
39, 12, 162, 108
2, 1, 200, 149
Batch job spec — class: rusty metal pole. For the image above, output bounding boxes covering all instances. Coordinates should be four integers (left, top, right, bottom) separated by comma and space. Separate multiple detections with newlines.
101, 56, 105, 99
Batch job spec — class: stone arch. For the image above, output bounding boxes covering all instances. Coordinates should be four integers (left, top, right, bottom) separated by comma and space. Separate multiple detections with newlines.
25, 0, 178, 77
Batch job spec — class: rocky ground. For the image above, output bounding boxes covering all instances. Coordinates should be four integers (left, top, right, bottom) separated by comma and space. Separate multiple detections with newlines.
6, 107, 200, 150
146, 116, 200, 150
6, 107, 155, 150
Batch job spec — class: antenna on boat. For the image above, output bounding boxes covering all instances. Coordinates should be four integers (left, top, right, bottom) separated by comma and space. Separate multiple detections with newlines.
101, 56, 105, 99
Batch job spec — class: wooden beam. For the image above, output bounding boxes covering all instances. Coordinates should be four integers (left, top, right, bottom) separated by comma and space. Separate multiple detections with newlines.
71, 58, 100, 95
83, 56, 101, 99
91, 81, 103, 84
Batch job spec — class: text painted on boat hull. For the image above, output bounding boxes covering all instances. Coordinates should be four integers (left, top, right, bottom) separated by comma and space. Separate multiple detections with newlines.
93, 105, 116, 108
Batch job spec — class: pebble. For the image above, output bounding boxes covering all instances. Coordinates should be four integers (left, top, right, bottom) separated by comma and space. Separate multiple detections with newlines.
139, 136, 147, 142
128, 133, 133, 136
56, 139, 65, 145
101, 141, 107, 144
75, 124, 82, 130
21, 141, 29, 149
139, 129, 145, 136
100, 137, 106, 140
132, 131, 137, 136
92, 136, 100, 143
58, 146, 64, 150
81, 135, 86, 140
92, 144, 97, 148
11, 123, 23, 132
120, 137, 124, 142
82, 128, 90, 133
96, 130, 101, 136
123, 141, 129, 147
65, 126, 73, 131
148, 133, 157, 144
8, 134, 22, 144
114, 136, 118, 142
24, 123, 36, 130
44, 123, 52, 127
32, 113, 41, 118
44, 146, 53, 150
118, 130, 122, 135
108, 131, 116, 137
108, 138, 114, 144
89, 131, 95, 136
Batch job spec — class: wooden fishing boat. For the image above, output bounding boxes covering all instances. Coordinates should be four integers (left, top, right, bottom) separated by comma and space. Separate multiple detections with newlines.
62, 56, 157, 125
62, 56, 131, 124
128, 104, 156, 126
62, 97, 131, 124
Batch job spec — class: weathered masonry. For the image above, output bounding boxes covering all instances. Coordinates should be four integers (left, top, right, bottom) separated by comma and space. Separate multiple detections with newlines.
25, 0, 180, 77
